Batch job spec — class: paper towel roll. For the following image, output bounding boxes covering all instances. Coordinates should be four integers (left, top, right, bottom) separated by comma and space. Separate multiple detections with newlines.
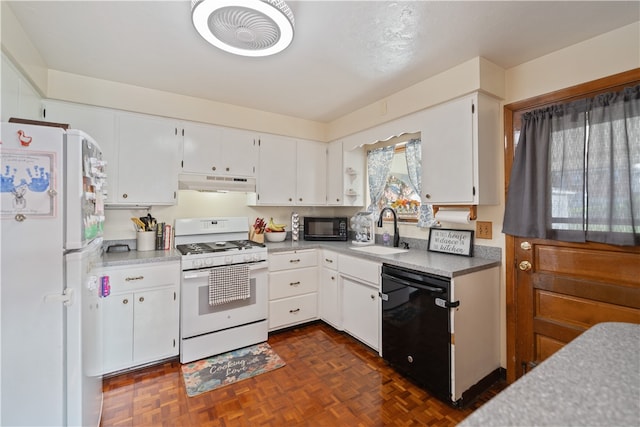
434, 210, 471, 224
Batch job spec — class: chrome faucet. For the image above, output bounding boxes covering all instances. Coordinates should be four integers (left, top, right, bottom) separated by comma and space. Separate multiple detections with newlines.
377, 207, 400, 247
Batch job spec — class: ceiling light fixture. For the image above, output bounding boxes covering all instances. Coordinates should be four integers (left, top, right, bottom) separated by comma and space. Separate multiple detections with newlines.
191, 0, 295, 57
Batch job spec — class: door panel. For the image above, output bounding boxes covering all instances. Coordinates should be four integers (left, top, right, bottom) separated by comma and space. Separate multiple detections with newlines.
536, 246, 639, 285
514, 237, 640, 378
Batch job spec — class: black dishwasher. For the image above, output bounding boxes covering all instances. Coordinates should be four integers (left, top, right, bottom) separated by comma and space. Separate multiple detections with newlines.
380, 264, 455, 402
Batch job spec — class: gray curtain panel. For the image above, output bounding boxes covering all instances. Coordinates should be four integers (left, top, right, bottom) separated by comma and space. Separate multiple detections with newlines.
503, 84, 640, 246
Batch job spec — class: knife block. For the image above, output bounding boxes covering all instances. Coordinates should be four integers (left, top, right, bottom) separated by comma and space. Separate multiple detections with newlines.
249, 226, 264, 244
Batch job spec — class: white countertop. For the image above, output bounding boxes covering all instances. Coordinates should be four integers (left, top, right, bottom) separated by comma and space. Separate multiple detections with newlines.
459, 322, 640, 427
101, 238, 501, 277
265, 240, 500, 278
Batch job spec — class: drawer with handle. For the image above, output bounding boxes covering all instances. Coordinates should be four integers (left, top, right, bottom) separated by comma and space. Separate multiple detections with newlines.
321, 250, 338, 270
100, 261, 180, 293
269, 267, 318, 299
269, 293, 318, 330
268, 249, 317, 271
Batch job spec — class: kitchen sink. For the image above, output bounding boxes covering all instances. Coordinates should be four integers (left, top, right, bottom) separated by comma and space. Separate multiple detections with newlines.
349, 245, 408, 255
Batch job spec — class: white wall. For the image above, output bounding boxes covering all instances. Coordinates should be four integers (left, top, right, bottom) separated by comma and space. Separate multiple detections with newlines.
328, 57, 505, 142
505, 22, 639, 104
0, 2, 47, 96
46, 70, 328, 142
104, 191, 360, 242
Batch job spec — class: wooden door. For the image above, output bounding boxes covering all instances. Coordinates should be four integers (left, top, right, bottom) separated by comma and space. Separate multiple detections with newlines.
504, 69, 640, 383
512, 237, 640, 378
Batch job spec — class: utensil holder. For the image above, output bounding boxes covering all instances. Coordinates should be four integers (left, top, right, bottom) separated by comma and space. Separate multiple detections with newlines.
137, 231, 156, 251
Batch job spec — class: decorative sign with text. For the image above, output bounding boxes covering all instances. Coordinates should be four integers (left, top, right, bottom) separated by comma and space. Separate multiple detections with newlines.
427, 228, 474, 257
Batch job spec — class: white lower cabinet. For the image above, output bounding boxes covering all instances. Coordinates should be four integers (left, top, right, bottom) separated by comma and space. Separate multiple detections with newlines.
341, 276, 379, 350
319, 250, 341, 329
100, 261, 180, 374
268, 250, 318, 331
337, 254, 381, 351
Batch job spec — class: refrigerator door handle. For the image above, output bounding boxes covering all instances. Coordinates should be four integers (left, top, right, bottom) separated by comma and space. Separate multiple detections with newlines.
44, 288, 75, 306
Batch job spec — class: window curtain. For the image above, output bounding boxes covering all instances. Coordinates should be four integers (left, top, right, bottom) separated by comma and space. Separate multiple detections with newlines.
367, 145, 394, 214
404, 138, 435, 227
503, 84, 640, 245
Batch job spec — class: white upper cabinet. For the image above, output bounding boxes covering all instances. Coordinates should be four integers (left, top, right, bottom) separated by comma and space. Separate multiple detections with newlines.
2, 54, 42, 122
41, 100, 118, 202
254, 135, 327, 206
115, 113, 181, 205
326, 140, 344, 205
421, 92, 500, 205
181, 123, 257, 177
41, 101, 181, 206
181, 122, 223, 175
296, 139, 327, 205
255, 134, 297, 205
220, 127, 258, 177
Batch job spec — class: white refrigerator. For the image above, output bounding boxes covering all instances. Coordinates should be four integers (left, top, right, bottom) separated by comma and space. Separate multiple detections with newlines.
1, 122, 107, 426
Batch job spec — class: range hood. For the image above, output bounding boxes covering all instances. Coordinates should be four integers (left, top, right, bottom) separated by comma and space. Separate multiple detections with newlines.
178, 173, 256, 192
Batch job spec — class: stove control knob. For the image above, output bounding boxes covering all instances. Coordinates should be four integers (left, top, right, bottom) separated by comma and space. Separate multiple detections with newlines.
193, 259, 202, 269
205, 258, 213, 266
225, 256, 233, 264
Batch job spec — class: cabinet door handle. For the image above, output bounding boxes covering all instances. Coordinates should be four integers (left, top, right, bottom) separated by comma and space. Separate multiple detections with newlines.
425, 193, 431, 199
370, 294, 376, 300
331, 276, 336, 280
211, 166, 217, 171
122, 298, 129, 305
125, 276, 144, 281
325, 258, 333, 263
139, 296, 145, 303
289, 281, 300, 287
289, 259, 301, 263
289, 308, 300, 314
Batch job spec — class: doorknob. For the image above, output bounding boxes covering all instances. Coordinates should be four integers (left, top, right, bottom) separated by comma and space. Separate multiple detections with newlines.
520, 241, 532, 250
518, 261, 532, 271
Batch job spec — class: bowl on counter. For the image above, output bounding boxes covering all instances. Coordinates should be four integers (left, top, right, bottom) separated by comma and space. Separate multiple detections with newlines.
265, 231, 287, 242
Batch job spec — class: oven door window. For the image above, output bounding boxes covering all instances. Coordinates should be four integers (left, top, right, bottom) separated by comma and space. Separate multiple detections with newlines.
199, 279, 257, 315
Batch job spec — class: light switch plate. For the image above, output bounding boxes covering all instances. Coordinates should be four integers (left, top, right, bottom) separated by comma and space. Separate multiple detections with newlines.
476, 221, 492, 239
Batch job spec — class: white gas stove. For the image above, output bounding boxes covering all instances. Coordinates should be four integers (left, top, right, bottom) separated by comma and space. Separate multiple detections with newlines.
174, 217, 267, 270
174, 217, 269, 363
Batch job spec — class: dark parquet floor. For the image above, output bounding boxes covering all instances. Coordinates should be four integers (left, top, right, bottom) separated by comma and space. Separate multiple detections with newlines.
101, 322, 506, 426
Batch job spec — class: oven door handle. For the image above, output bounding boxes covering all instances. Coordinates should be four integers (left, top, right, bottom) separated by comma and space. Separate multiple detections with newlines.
381, 273, 446, 294
183, 261, 268, 279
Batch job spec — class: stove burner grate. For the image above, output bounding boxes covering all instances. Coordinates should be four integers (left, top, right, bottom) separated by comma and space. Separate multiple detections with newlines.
176, 240, 265, 256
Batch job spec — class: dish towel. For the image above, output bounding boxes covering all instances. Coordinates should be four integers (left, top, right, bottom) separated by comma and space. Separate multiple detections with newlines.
208, 264, 250, 306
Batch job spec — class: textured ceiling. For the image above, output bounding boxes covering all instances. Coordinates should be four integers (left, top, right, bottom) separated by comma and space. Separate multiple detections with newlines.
6, 1, 639, 122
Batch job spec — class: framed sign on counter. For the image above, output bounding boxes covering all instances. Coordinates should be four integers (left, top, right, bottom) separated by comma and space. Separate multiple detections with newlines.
427, 228, 474, 257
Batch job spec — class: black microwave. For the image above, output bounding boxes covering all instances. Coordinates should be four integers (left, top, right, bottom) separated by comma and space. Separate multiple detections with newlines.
303, 217, 348, 241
